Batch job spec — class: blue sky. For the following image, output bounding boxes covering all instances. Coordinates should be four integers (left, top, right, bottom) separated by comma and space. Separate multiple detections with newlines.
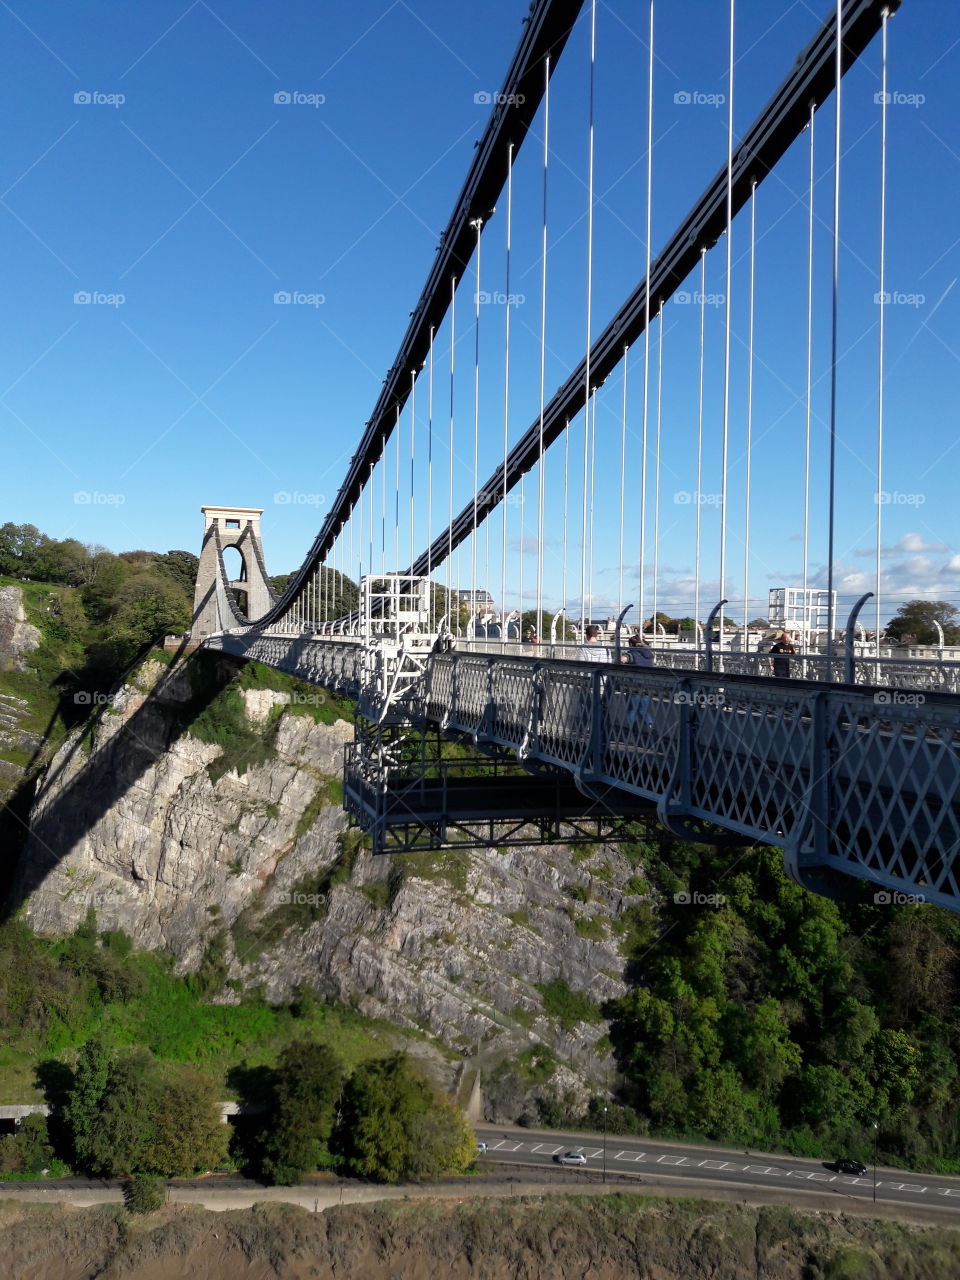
1, 0, 957, 629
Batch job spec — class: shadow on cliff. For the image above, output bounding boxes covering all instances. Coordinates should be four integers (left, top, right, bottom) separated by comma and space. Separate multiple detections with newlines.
0, 639, 245, 922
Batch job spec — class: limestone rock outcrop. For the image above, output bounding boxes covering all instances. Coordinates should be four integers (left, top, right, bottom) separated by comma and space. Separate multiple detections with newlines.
16, 651, 647, 1107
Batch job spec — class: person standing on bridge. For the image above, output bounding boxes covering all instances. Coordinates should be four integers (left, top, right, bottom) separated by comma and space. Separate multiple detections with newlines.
769, 631, 796, 678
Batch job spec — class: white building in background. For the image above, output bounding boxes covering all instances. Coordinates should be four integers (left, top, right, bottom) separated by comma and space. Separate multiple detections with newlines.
768, 587, 836, 638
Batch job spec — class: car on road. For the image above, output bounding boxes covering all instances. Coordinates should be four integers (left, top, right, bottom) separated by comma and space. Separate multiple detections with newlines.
476, 1142, 487, 1155
554, 1151, 587, 1166
832, 1158, 868, 1177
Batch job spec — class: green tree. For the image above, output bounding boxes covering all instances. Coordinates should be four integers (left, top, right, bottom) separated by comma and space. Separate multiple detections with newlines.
63, 1034, 111, 1171
64, 1041, 226, 1177
260, 1040, 345, 1184
335, 1053, 472, 1183
17, 1114, 54, 1175
885, 600, 960, 645
145, 1064, 229, 1177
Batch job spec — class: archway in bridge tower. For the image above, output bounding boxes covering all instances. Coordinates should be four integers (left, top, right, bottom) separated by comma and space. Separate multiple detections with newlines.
221, 545, 248, 616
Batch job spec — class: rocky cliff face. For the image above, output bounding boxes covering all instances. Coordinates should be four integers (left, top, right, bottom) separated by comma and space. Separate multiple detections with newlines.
0, 586, 44, 792
16, 651, 647, 1111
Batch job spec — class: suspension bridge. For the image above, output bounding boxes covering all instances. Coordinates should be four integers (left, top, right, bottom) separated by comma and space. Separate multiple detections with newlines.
186, 0, 960, 912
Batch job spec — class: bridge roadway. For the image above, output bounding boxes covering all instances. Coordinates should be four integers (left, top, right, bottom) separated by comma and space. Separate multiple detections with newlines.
204, 632, 960, 911
475, 1123, 960, 1217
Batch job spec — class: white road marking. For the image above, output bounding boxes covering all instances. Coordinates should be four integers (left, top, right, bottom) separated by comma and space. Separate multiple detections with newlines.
586, 1149, 603, 1158
898, 1184, 927, 1193
745, 1166, 777, 1175
544, 1145, 563, 1155
614, 1151, 628, 1161
657, 1155, 688, 1166
699, 1160, 729, 1170
808, 1173, 836, 1183
529, 1144, 542, 1152
940, 1189, 960, 1196
490, 1141, 506, 1150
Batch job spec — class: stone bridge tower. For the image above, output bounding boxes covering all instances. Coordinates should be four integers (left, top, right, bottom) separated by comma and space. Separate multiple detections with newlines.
191, 506, 275, 638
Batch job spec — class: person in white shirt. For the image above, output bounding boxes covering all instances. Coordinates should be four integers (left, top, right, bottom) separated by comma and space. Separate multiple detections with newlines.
576, 623, 612, 662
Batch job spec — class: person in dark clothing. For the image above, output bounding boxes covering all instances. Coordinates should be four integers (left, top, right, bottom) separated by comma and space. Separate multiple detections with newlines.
621, 634, 654, 667
620, 634, 655, 725
769, 631, 796, 677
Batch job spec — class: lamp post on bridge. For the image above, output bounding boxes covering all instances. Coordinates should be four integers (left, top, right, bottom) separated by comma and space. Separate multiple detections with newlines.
602, 1106, 607, 1184
873, 1122, 879, 1203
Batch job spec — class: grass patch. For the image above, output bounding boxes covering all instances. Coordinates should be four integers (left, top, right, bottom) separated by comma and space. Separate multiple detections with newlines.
536, 978, 603, 1030
506, 910, 530, 927
574, 914, 606, 942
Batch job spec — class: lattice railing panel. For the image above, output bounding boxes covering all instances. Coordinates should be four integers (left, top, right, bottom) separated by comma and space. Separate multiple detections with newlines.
816, 693, 960, 901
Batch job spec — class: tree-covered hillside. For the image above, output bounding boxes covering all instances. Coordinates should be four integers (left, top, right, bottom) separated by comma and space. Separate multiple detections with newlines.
607, 837, 960, 1172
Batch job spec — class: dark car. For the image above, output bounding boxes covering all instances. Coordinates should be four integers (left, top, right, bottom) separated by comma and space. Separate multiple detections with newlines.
833, 1158, 868, 1177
